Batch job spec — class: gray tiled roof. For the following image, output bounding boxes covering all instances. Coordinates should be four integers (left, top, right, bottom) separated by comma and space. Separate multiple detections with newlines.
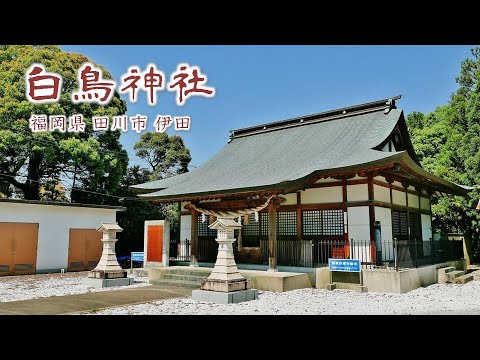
133, 98, 467, 200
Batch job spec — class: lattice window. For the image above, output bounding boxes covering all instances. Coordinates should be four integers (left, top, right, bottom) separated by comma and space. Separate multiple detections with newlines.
322, 210, 344, 235
302, 209, 343, 236
392, 210, 408, 240
260, 212, 269, 236
197, 215, 215, 237
243, 213, 260, 236
409, 212, 422, 241
277, 211, 297, 236
302, 210, 322, 235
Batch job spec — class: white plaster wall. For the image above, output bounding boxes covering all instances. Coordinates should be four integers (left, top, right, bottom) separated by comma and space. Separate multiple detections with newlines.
393, 181, 403, 188
348, 206, 372, 262
421, 214, 432, 241
180, 214, 191, 241
392, 190, 407, 206
407, 185, 416, 191
347, 184, 368, 201
347, 206, 370, 240
374, 176, 389, 184
374, 207, 393, 242
302, 187, 342, 204
0, 202, 117, 271
349, 175, 366, 181
420, 197, 430, 210
282, 193, 297, 205
374, 184, 390, 203
407, 193, 419, 209
375, 206, 393, 261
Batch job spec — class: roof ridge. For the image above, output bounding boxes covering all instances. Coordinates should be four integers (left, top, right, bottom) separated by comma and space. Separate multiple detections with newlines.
229, 95, 402, 141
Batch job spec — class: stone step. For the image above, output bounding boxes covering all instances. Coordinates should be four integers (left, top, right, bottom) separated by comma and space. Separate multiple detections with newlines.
160, 268, 212, 277
150, 278, 202, 289
451, 274, 474, 284
447, 270, 465, 281
162, 273, 208, 282
437, 267, 456, 284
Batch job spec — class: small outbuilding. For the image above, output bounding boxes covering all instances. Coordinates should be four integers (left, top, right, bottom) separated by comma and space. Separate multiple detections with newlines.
0, 199, 124, 275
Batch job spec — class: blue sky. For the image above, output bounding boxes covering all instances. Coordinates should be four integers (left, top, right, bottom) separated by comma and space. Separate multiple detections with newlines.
61, 45, 473, 169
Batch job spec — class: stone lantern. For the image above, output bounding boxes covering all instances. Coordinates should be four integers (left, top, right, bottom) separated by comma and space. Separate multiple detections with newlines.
84, 223, 134, 288
192, 217, 258, 303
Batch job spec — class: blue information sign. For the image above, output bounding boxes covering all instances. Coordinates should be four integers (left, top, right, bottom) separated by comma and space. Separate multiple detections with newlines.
131, 252, 144, 262
328, 258, 361, 272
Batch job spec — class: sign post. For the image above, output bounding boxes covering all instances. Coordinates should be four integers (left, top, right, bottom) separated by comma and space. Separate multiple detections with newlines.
327, 258, 366, 292
328, 258, 361, 272
130, 251, 144, 274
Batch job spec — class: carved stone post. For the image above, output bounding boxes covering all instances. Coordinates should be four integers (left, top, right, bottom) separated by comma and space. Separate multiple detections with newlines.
84, 223, 134, 288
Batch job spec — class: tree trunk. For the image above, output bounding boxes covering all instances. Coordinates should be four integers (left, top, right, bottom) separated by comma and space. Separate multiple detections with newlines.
23, 153, 42, 200
23, 183, 40, 200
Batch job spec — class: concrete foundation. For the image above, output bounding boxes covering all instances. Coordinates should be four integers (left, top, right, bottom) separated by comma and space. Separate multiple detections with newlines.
150, 266, 312, 292
129, 268, 149, 277
83, 277, 135, 288
192, 288, 258, 304
326, 283, 367, 292
241, 270, 311, 292
316, 259, 467, 294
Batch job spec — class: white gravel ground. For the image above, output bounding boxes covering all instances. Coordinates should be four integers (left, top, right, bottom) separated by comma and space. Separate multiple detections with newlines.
2, 271, 480, 314
0, 272, 149, 303
95, 278, 480, 315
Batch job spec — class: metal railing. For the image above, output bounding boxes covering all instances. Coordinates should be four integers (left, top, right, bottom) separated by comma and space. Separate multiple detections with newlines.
259, 238, 464, 269
170, 239, 191, 262
169, 238, 218, 262
170, 237, 464, 270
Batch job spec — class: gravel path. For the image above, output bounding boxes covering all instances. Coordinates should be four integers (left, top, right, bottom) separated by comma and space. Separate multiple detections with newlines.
0, 272, 149, 303
2, 272, 479, 314
95, 279, 480, 315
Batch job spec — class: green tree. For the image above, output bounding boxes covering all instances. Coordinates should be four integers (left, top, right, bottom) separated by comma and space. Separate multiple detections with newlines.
134, 132, 191, 180
39, 178, 68, 202
113, 166, 168, 256
0, 45, 128, 200
114, 133, 193, 255
407, 47, 480, 261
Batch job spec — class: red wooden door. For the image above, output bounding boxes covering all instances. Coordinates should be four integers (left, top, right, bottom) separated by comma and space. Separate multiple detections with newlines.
147, 225, 163, 262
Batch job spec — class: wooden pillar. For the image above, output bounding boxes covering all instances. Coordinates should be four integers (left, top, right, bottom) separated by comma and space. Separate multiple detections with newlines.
237, 226, 243, 251
296, 192, 302, 241
268, 201, 277, 271
368, 176, 375, 242
190, 208, 199, 267
404, 183, 410, 242
342, 177, 348, 241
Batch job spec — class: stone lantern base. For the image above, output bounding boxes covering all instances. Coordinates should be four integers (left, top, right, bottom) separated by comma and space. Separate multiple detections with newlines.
191, 217, 258, 304
83, 223, 135, 289
85, 269, 134, 288
192, 288, 258, 304
88, 269, 127, 279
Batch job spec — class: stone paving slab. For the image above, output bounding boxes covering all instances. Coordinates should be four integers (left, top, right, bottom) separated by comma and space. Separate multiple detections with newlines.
0, 286, 191, 315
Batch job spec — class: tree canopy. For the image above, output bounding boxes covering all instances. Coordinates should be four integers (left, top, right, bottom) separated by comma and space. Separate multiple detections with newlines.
407, 47, 480, 260
134, 131, 191, 180
0, 45, 128, 200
